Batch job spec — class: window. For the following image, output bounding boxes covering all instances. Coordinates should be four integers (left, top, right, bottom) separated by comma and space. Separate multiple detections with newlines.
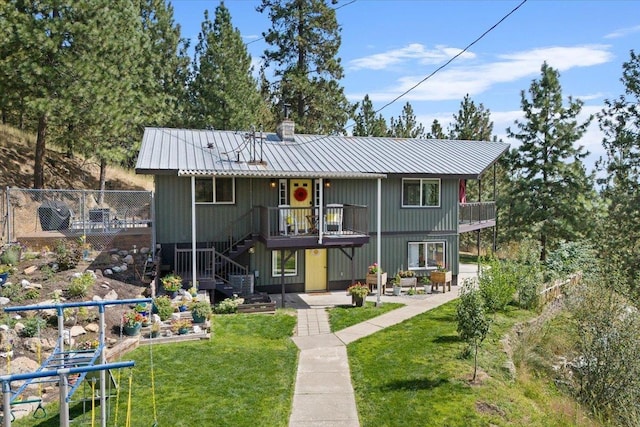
272, 250, 297, 276
408, 241, 445, 270
195, 177, 235, 204
402, 178, 440, 207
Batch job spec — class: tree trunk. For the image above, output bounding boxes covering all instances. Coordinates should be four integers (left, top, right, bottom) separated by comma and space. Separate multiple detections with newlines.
473, 343, 478, 382
33, 113, 48, 189
98, 157, 107, 205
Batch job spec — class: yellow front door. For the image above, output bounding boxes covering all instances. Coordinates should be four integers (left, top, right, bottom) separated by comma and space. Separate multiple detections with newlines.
305, 249, 327, 292
290, 179, 312, 233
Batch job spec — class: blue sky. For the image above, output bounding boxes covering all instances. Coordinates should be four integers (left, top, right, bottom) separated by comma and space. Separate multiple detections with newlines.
170, 0, 640, 173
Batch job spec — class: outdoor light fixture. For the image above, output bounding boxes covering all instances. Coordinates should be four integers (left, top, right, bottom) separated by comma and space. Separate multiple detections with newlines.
324, 179, 331, 188
270, 178, 277, 188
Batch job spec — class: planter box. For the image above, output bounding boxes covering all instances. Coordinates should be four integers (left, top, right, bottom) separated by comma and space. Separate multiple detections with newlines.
398, 277, 417, 288
365, 272, 387, 293
430, 271, 452, 293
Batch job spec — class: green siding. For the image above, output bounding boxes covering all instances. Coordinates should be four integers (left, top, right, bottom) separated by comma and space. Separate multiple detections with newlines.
155, 175, 466, 288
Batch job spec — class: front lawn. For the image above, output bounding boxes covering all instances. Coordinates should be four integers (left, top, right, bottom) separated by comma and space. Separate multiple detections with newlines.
15, 312, 298, 427
349, 301, 598, 427
328, 301, 405, 332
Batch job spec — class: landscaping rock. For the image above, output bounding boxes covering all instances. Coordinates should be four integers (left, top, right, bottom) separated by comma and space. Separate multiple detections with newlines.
103, 290, 118, 301
70, 325, 86, 337
0, 297, 10, 306
85, 323, 99, 333
123, 255, 134, 265
14, 322, 25, 334
23, 265, 38, 275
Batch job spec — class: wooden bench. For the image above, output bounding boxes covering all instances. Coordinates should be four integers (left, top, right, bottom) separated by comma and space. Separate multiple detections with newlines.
237, 301, 277, 314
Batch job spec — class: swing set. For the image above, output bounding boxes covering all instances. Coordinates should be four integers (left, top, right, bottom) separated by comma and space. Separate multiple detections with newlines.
1, 298, 159, 427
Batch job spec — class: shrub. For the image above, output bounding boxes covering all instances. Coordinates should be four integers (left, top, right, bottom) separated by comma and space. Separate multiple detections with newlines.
53, 239, 82, 271
214, 297, 244, 314
0, 245, 21, 265
40, 265, 55, 281
153, 296, 174, 321
21, 316, 47, 338
478, 256, 517, 313
67, 272, 95, 297
24, 288, 40, 300
0, 283, 23, 302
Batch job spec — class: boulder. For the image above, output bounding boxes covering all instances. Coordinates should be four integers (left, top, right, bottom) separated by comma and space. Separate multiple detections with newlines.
70, 325, 86, 337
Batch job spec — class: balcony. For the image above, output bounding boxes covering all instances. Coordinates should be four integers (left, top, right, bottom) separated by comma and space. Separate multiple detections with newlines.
258, 204, 370, 249
459, 202, 496, 233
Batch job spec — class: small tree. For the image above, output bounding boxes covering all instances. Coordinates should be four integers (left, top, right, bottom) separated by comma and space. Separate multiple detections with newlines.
456, 279, 491, 382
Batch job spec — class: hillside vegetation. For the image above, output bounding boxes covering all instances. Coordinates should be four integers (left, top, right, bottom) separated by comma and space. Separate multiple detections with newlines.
0, 124, 152, 191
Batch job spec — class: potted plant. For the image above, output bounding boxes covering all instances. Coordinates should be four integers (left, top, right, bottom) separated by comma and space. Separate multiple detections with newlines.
0, 264, 12, 286
150, 321, 161, 338
161, 273, 183, 296
190, 300, 212, 323
346, 282, 369, 307
365, 262, 387, 293
392, 275, 402, 296
177, 296, 189, 312
152, 296, 174, 321
188, 282, 198, 297
122, 310, 144, 336
171, 317, 192, 335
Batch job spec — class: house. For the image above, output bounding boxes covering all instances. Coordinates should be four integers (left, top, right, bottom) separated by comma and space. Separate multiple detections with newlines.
135, 120, 508, 302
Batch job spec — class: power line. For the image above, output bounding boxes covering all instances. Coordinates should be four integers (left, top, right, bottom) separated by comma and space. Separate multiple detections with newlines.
373, 0, 528, 117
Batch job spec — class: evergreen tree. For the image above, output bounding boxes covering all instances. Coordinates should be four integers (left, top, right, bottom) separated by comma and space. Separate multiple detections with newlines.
352, 95, 387, 137
426, 119, 446, 139
505, 62, 595, 260
258, 0, 353, 134
597, 50, 640, 297
387, 102, 425, 138
189, 4, 263, 131
449, 94, 493, 141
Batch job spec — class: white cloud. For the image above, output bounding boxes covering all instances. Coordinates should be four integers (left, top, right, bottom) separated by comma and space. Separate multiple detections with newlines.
350, 45, 614, 103
348, 43, 475, 71
604, 25, 640, 39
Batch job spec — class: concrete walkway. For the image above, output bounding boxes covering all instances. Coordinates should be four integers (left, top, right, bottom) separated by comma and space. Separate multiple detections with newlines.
274, 264, 479, 427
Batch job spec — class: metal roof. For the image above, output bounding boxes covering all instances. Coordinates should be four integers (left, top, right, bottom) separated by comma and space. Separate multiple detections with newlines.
135, 127, 510, 179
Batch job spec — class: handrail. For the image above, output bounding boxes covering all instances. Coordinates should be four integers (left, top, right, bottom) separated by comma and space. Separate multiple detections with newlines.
212, 208, 254, 256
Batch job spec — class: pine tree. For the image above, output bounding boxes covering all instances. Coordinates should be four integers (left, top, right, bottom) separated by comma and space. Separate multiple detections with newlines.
426, 120, 446, 139
352, 95, 387, 137
597, 50, 640, 297
505, 62, 595, 260
189, 4, 263, 131
258, 0, 353, 134
449, 94, 493, 141
387, 102, 425, 138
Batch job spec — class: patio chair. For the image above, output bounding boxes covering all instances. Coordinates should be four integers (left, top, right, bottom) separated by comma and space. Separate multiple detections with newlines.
324, 204, 343, 234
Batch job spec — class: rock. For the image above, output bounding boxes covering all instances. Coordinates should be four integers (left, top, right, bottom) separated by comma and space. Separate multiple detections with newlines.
110, 254, 120, 263
193, 325, 202, 334
107, 338, 118, 346
123, 255, 134, 265
112, 266, 121, 273
103, 290, 118, 301
120, 264, 128, 272
104, 269, 113, 276
118, 250, 129, 257
0, 325, 9, 331
20, 279, 30, 288
95, 269, 103, 278
24, 337, 55, 353
140, 247, 150, 255
25, 283, 42, 290
151, 314, 161, 324
85, 270, 97, 279
92, 295, 103, 301
100, 284, 110, 289
0, 350, 13, 359
63, 330, 74, 347
70, 325, 86, 337
23, 265, 38, 275
14, 322, 25, 334
85, 323, 100, 333
0, 297, 10, 306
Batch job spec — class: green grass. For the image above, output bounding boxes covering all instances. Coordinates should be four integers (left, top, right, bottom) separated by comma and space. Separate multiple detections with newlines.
14, 312, 298, 427
348, 301, 598, 427
328, 301, 405, 332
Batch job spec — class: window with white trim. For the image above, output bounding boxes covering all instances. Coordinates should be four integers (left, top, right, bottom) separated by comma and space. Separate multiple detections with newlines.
195, 177, 235, 204
272, 250, 297, 276
408, 241, 445, 270
402, 178, 440, 207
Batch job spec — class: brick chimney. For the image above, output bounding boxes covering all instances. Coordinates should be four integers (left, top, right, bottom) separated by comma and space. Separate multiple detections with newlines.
276, 119, 295, 142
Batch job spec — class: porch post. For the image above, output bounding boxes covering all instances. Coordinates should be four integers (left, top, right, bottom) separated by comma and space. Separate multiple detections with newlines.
376, 178, 382, 307
477, 179, 481, 273
493, 163, 497, 253
318, 178, 323, 244
191, 177, 197, 289
280, 250, 286, 308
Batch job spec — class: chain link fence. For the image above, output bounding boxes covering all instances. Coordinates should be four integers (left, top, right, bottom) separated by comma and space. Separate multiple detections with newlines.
4, 188, 154, 252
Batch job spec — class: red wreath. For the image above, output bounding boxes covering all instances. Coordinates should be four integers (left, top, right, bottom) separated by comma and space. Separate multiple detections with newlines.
293, 187, 308, 202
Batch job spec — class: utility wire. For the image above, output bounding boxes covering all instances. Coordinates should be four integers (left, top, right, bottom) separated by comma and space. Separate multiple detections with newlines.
373, 0, 528, 117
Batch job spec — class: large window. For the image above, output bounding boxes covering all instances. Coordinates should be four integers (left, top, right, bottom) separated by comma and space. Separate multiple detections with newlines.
195, 177, 235, 204
272, 250, 298, 277
408, 241, 445, 270
402, 178, 440, 207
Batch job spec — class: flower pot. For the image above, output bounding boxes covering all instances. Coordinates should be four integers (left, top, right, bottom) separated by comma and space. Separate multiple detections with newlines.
0, 272, 9, 286
192, 313, 207, 324
399, 277, 417, 288
122, 323, 141, 336
352, 295, 364, 307
177, 327, 189, 335
393, 286, 402, 296
150, 330, 161, 338
178, 305, 188, 312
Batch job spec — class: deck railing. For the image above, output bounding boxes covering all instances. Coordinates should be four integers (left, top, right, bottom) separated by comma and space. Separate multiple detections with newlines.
258, 204, 368, 239
174, 246, 247, 283
459, 202, 496, 224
